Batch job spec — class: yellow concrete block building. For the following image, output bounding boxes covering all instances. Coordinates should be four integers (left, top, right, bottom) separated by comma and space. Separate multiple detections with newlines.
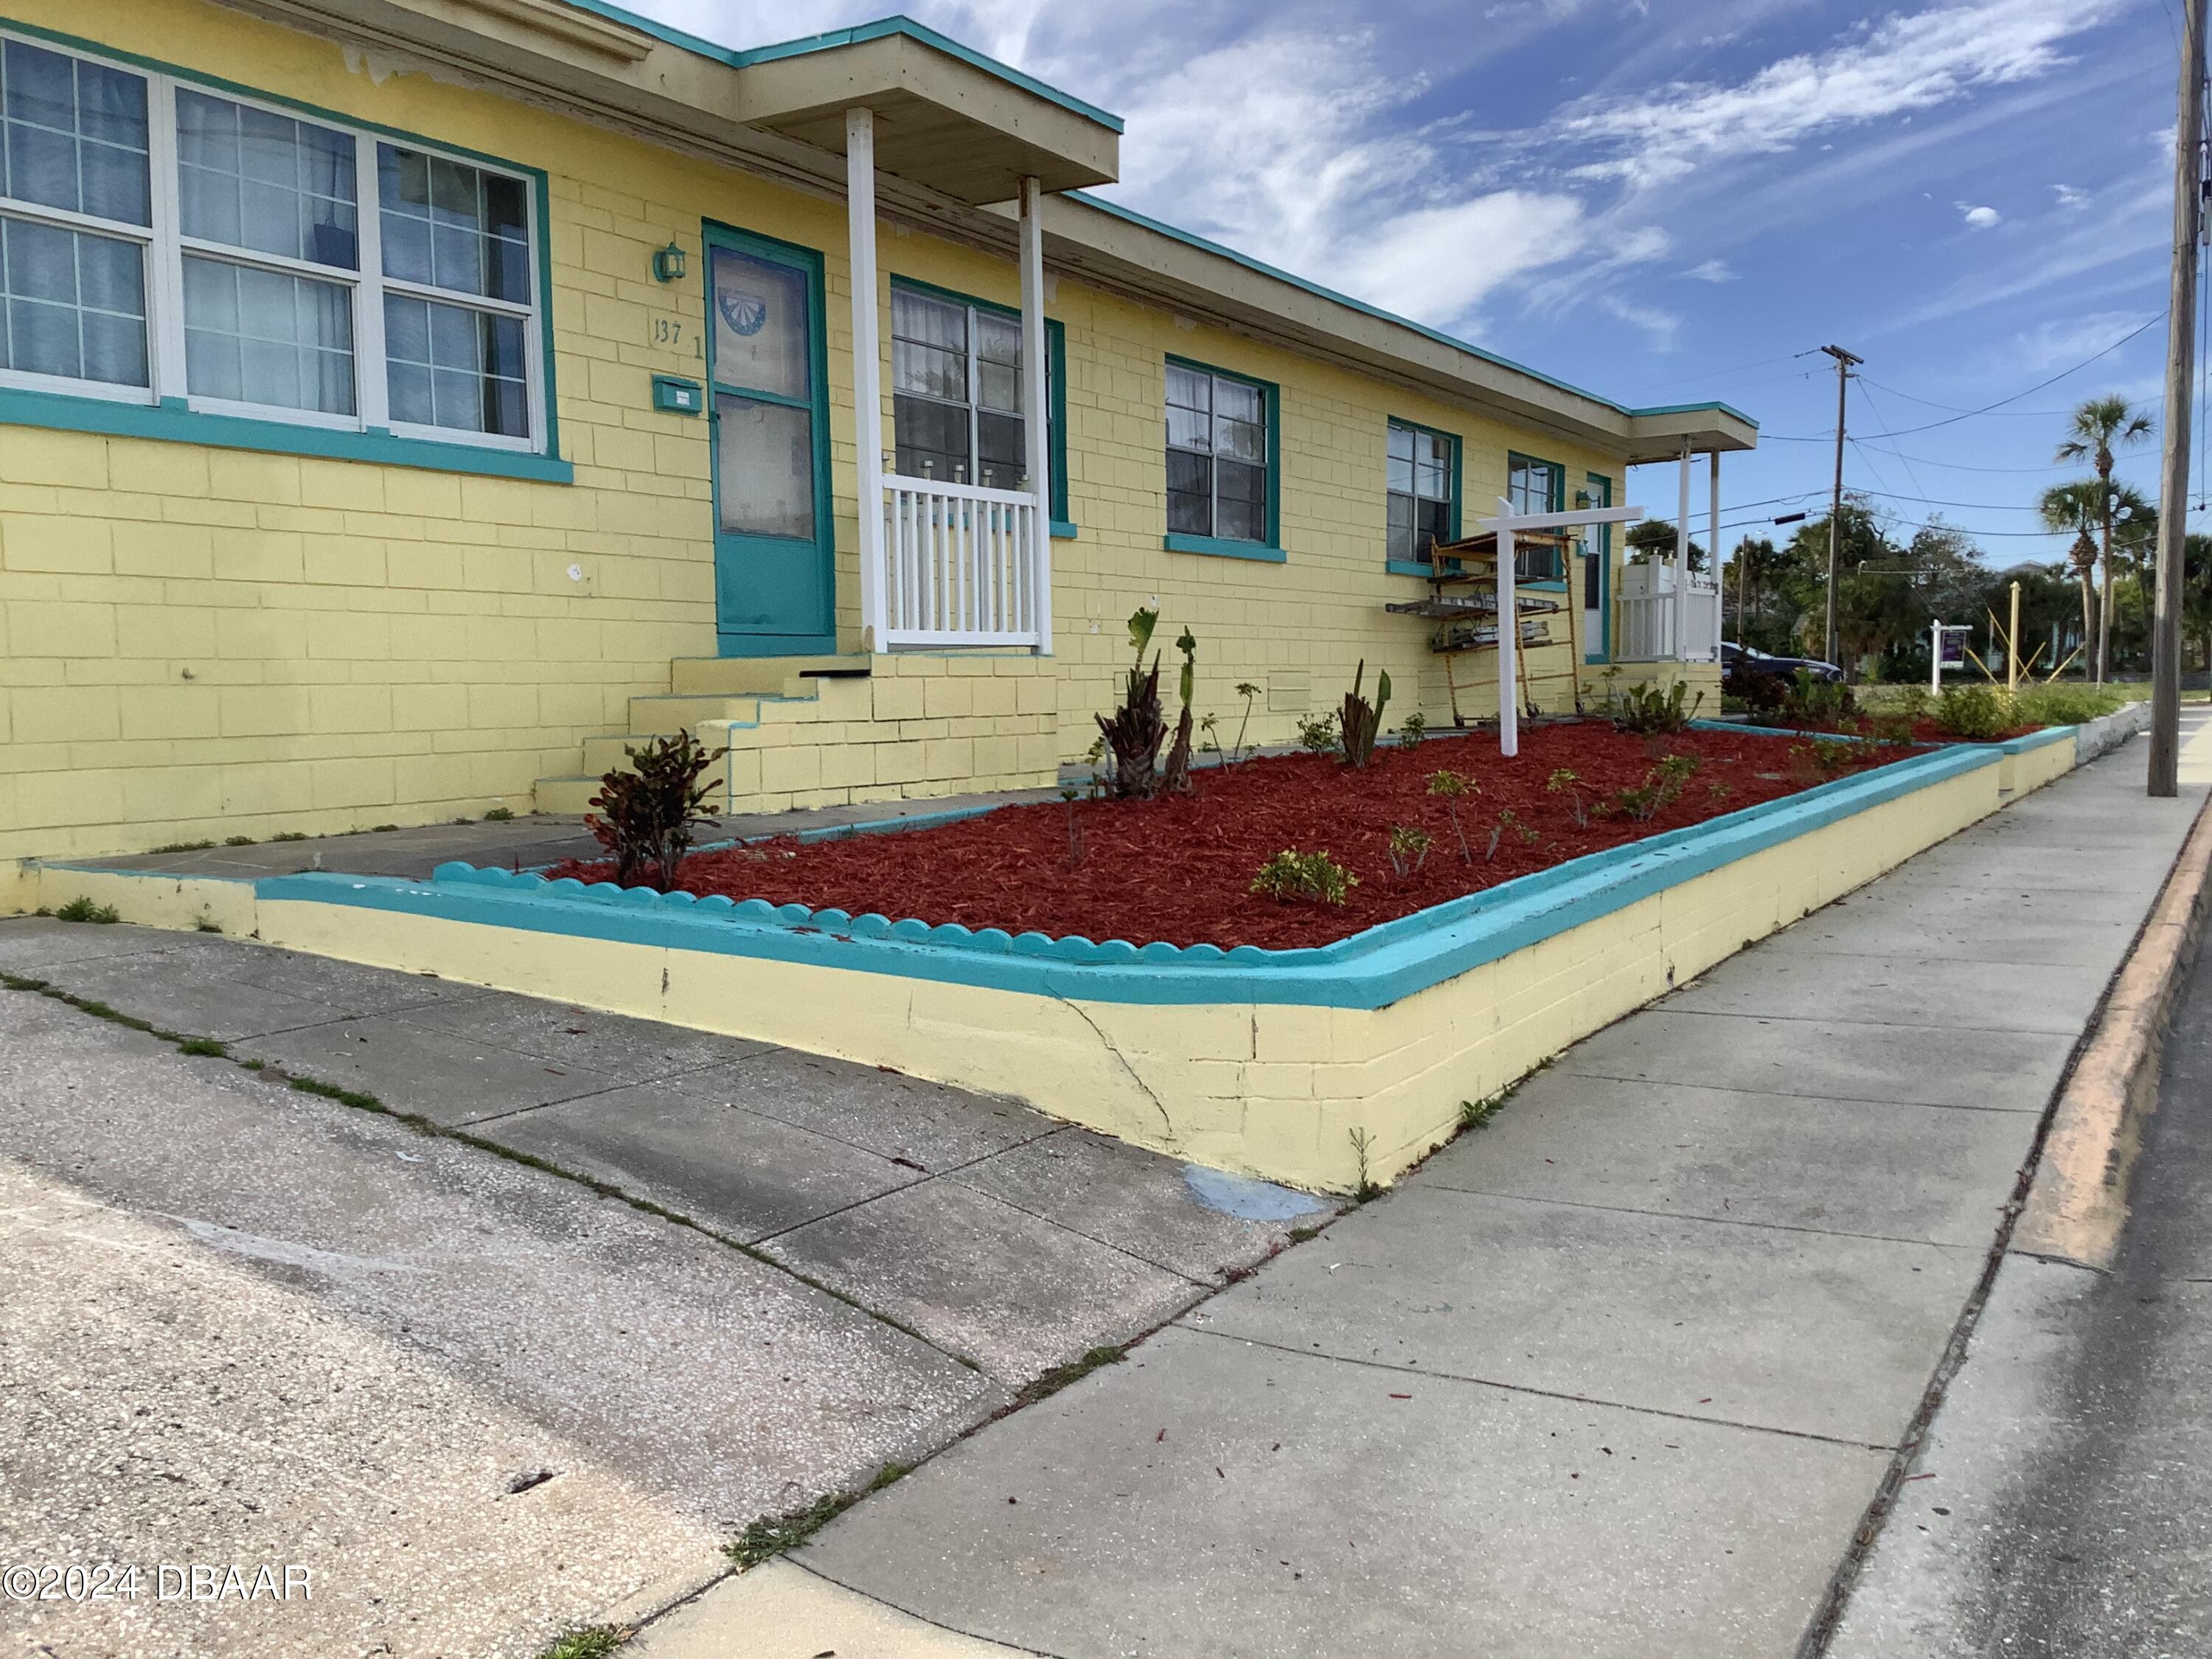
0, 0, 1752, 858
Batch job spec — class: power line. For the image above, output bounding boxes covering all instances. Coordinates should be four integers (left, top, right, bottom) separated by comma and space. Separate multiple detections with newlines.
1857, 377, 2081, 419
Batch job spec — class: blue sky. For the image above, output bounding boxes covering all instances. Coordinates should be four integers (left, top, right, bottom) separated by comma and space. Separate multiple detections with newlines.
632, 0, 2180, 566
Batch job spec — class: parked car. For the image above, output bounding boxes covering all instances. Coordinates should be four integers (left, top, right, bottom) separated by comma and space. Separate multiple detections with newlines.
1719, 642, 1843, 685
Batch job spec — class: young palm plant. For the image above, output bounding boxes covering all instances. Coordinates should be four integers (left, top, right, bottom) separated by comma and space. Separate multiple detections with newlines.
2054, 395, 2154, 682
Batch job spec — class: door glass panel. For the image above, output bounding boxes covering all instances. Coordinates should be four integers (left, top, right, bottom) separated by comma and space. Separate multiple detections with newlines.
715, 392, 813, 540
710, 248, 809, 399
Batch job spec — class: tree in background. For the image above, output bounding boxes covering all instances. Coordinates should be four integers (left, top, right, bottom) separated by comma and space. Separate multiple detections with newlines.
1722, 535, 1795, 653
2185, 533, 2212, 688
1624, 518, 1708, 574
2037, 479, 2107, 669
2054, 395, 2155, 682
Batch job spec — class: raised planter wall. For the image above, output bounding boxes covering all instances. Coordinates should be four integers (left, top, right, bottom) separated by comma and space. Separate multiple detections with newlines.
14, 724, 2114, 1192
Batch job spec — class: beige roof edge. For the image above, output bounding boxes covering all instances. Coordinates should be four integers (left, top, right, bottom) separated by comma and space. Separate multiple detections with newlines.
226, 0, 1118, 199
1038, 195, 1759, 465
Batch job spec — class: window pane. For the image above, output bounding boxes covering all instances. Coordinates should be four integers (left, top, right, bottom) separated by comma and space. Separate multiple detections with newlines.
707, 246, 810, 401
1216, 459, 1265, 542
381, 292, 526, 437
1387, 491, 1413, 561
2, 41, 150, 225
715, 392, 813, 539
893, 338, 966, 403
1164, 400, 1209, 452
893, 393, 970, 483
0, 214, 146, 386
1165, 363, 1208, 417
1166, 448, 1211, 535
184, 254, 354, 413
976, 358, 1020, 417
892, 288, 965, 352
977, 410, 1024, 490
1388, 422, 1413, 464
1386, 448, 1413, 495
1416, 496, 1450, 560
1216, 411, 1265, 464
177, 90, 357, 268
376, 143, 527, 301
1214, 377, 1262, 426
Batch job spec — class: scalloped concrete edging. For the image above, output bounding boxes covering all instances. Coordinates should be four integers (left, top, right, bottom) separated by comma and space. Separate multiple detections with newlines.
13, 726, 2093, 1193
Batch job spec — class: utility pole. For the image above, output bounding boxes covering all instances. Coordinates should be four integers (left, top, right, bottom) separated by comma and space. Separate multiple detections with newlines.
1820, 344, 1863, 669
2152, 0, 2206, 798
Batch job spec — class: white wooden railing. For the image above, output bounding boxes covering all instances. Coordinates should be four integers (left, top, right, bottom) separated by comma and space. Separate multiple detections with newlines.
1615, 561, 1722, 663
875, 475, 1048, 649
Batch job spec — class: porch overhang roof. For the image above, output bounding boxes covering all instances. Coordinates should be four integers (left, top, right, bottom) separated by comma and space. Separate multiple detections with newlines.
233, 1, 1121, 202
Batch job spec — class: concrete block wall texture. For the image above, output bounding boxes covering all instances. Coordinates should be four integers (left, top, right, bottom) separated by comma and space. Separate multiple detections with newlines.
1, 0, 1677, 861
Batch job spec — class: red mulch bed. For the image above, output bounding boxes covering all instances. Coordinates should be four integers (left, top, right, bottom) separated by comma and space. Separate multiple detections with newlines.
551, 722, 1921, 950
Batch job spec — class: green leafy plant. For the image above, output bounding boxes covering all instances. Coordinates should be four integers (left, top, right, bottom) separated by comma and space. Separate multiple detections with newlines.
1397, 711, 1427, 750
1546, 768, 1587, 827
55, 897, 120, 925
1610, 678, 1701, 736
1338, 659, 1393, 768
271, 831, 309, 843
1386, 824, 1431, 877
1607, 752, 1702, 821
483, 806, 515, 822
1096, 607, 1168, 797
1708, 782, 1734, 803
1427, 768, 1476, 862
585, 730, 727, 891
1198, 712, 1222, 759
2014, 683, 2130, 726
1060, 787, 1087, 869
532, 1626, 624, 1659
1781, 669, 1856, 730
1161, 626, 1200, 793
223, 835, 255, 846
1251, 849, 1357, 905
1485, 807, 1537, 861
1349, 1127, 1381, 1203
1930, 683, 2016, 740
1231, 681, 1264, 760
1295, 710, 1341, 756
1458, 1091, 1507, 1133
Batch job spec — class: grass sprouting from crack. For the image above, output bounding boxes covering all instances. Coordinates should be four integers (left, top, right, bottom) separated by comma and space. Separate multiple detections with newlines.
532, 1626, 625, 1659
54, 897, 120, 925
1012, 1343, 1126, 1410
726, 1460, 917, 1570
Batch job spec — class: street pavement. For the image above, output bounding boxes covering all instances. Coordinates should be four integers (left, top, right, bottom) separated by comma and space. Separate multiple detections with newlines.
1832, 827, 2212, 1657
638, 714, 2212, 1658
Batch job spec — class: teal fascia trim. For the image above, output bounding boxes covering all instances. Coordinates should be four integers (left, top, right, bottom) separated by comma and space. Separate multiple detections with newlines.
1630, 400, 1760, 429
1072, 191, 1753, 424
1386, 559, 1443, 578
0, 388, 573, 481
1165, 534, 1286, 563
552, 4, 1124, 133
252, 740, 2002, 1012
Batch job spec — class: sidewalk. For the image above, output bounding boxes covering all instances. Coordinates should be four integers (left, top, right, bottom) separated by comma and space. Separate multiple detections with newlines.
637, 712, 2212, 1659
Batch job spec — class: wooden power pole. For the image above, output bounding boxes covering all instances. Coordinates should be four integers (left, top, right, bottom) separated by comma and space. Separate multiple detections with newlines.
1820, 344, 1862, 668
2152, 0, 2207, 798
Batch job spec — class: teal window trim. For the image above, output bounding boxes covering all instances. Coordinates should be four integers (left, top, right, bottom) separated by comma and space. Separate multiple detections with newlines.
1165, 532, 1286, 563
1385, 414, 1461, 574
1505, 448, 1566, 582
1164, 352, 1280, 555
0, 18, 564, 475
1582, 470, 1613, 662
886, 273, 1073, 533
0, 388, 571, 480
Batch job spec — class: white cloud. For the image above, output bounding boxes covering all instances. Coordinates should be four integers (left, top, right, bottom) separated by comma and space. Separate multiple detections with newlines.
2009, 310, 2157, 370
1552, 0, 2118, 188
1682, 258, 1737, 282
1959, 204, 2002, 228
2052, 183, 2089, 207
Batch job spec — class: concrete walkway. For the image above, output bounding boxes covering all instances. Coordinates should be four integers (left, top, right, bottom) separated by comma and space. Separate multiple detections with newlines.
0, 919, 1323, 1658
636, 714, 2212, 1658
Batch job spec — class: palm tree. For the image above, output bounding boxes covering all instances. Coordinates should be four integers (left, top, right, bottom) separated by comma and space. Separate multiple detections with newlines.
2186, 532, 2212, 689
2038, 479, 2104, 673
2055, 395, 2154, 681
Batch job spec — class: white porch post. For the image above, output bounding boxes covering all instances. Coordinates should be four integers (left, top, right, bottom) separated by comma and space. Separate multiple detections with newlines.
1708, 448, 1722, 659
1018, 176, 1053, 654
847, 108, 886, 651
1674, 440, 1692, 663
1497, 497, 1518, 759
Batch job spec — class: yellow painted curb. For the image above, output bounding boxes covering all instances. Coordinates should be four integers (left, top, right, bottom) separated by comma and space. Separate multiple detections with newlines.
628, 1560, 1037, 1657
2013, 790, 2212, 1270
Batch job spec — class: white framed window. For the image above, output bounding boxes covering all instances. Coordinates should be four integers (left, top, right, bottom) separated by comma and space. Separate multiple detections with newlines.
890, 284, 1027, 490
1387, 420, 1453, 565
1165, 361, 1269, 543
0, 28, 543, 449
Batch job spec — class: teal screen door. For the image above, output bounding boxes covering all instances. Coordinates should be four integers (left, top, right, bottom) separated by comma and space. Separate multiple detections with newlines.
706, 226, 835, 655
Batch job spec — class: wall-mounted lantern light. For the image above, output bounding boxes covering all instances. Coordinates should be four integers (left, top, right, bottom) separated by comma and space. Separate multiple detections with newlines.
652, 241, 686, 282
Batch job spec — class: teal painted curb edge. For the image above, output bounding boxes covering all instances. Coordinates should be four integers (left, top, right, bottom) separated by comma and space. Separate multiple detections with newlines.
253, 738, 2008, 1010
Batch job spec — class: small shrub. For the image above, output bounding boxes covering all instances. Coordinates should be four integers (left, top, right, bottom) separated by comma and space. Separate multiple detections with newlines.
1723, 663, 1789, 715
1398, 710, 1427, 750
585, 730, 727, 891
1251, 849, 1357, 905
1161, 626, 1200, 794
1096, 607, 1169, 798
1546, 768, 1587, 827
2014, 683, 2129, 726
1386, 824, 1431, 877
1786, 740, 1859, 783
55, 897, 120, 925
1484, 808, 1536, 860
484, 806, 515, 822
1349, 1127, 1381, 1203
1295, 711, 1341, 756
1339, 659, 1393, 768
1782, 669, 1855, 729
150, 839, 215, 854
1610, 678, 1701, 735
1427, 768, 1476, 862
1607, 753, 1702, 821
1458, 1091, 1507, 1132
271, 831, 309, 843
1231, 681, 1263, 760
1930, 684, 2014, 741
223, 835, 255, 846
